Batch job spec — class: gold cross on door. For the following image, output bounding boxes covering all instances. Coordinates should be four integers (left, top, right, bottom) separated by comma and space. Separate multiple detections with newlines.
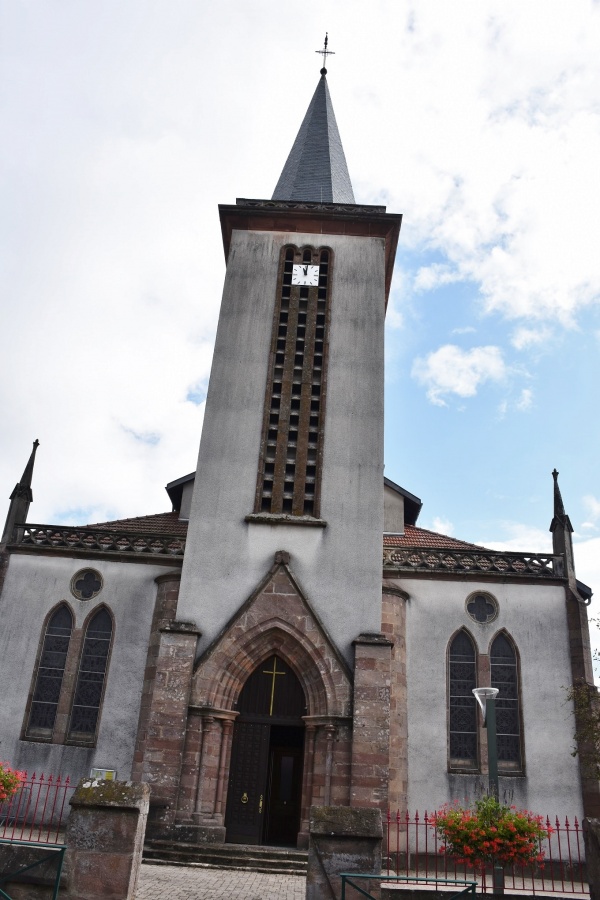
263, 657, 286, 716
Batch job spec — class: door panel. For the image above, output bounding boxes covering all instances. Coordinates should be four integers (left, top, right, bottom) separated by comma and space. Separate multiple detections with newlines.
225, 721, 270, 844
264, 744, 303, 846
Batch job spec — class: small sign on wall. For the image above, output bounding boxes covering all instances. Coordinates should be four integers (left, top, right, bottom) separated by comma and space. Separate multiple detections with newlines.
90, 768, 117, 781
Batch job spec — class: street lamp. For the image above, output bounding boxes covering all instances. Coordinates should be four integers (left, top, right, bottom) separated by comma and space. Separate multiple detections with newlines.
472, 687, 500, 800
473, 686, 503, 895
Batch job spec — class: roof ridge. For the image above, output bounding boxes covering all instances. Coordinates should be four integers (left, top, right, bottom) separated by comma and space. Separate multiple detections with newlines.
405, 523, 486, 549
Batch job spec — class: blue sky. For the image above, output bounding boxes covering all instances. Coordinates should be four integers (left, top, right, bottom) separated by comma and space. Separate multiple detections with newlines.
1, 1, 600, 629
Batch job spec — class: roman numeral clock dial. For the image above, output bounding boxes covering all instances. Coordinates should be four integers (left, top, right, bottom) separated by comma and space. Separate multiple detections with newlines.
291, 264, 320, 286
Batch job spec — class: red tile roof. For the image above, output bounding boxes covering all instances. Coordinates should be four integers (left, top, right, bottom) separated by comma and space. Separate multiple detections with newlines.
87, 511, 188, 537
384, 524, 488, 551
88, 513, 488, 552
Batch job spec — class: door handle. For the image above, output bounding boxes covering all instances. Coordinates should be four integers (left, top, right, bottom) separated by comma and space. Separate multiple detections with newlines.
241, 792, 248, 804
259, 794, 263, 813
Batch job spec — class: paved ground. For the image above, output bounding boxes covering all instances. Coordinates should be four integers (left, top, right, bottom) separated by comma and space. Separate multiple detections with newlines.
135, 861, 307, 899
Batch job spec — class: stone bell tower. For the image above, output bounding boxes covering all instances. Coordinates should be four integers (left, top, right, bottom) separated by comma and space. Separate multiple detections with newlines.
177, 70, 401, 659
139, 56, 402, 852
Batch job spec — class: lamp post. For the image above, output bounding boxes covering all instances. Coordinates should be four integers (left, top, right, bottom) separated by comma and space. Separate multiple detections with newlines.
473, 687, 504, 895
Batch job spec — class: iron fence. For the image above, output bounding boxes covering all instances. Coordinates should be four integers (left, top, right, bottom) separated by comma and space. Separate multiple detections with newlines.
385, 810, 587, 895
0, 774, 72, 844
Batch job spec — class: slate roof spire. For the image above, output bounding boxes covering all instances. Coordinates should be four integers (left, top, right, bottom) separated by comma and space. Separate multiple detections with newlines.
1, 439, 39, 546
272, 69, 355, 204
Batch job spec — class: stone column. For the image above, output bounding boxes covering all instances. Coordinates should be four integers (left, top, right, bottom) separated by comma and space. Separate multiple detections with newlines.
138, 620, 201, 837
307, 806, 383, 900
351, 632, 393, 810
382, 585, 408, 814
132, 572, 181, 782
584, 818, 600, 900
65, 779, 150, 900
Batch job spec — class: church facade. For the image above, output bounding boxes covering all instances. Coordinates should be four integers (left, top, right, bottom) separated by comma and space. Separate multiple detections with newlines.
0, 70, 597, 849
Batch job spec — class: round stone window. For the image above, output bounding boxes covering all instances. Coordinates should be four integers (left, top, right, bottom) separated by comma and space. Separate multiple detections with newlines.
465, 591, 498, 624
70, 568, 103, 601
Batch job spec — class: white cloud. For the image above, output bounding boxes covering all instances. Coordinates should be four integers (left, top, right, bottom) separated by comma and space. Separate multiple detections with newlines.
412, 344, 506, 406
516, 388, 533, 411
432, 517, 454, 536
414, 264, 461, 293
511, 326, 552, 350
583, 495, 600, 523
452, 326, 476, 336
482, 522, 552, 554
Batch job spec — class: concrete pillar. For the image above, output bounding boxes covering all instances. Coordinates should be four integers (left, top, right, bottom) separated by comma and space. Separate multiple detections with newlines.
307, 806, 383, 900
65, 779, 149, 900
351, 632, 393, 809
138, 620, 201, 835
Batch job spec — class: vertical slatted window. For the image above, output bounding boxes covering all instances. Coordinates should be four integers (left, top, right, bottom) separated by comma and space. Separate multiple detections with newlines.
449, 631, 478, 768
491, 633, 522, 770
68, 608, 112, 741
255, 245, 331, 517
26, 605, 73, 738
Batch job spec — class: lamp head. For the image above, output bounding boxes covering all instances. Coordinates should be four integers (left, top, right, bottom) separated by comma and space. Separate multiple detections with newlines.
472, 687, 499, 717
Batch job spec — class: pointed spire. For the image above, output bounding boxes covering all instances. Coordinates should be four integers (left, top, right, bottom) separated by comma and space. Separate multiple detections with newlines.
550, 468, 573, 534
2, 440, 39, 546
272, 73, 355, 204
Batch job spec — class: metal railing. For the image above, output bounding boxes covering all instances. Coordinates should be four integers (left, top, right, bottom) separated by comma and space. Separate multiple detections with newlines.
0, 774, 72, 844
386, 810, 587, 895
342, 873, 477, 900
0, 839, 65, 900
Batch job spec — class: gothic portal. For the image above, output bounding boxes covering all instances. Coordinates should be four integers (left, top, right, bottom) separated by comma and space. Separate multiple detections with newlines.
225, 655, 306, 845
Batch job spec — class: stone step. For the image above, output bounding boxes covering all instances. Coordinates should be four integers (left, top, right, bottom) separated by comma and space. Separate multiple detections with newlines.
143, 840, 308, 875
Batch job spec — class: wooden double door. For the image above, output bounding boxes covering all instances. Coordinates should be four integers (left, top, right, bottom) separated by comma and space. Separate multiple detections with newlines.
225, 656, 306, 846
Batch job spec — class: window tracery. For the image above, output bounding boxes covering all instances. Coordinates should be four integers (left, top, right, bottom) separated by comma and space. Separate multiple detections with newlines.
68, 607, 113, 741
25, 605, 73, 739
490, 632, 522, 771
448, 630, 478, 769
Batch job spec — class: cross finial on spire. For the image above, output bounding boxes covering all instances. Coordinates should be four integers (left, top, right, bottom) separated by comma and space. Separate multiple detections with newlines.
315, 32, 335, 74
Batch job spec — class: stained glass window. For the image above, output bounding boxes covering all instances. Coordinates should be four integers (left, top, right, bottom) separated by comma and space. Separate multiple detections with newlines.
491, 633, 522, 770
449, 630, 478, 768
68, 608, 112, 741
26, 605, 73, 738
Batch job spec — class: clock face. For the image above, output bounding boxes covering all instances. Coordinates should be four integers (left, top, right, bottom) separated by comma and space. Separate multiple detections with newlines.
291, 264, 320, 286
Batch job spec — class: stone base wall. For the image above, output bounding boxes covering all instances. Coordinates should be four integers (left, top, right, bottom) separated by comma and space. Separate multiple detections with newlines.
65, 779, 149, 900
307, 805, 383, 900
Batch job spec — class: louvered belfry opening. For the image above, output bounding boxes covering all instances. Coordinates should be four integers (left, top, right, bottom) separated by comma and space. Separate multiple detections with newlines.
255, 245, 331, 518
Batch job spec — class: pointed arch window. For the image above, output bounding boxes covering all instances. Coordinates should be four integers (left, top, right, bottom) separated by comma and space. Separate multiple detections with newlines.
26, 605, 73, 739
491, 633, 522, 771
68, 608, 113, 742
448, 630, 478, 769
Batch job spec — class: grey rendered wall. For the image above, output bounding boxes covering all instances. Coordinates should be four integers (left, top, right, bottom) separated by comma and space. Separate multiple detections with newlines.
177, 229, 386, 661
0, 553, 163, 783
384, 484, 405, 534
400, 578, 582, 819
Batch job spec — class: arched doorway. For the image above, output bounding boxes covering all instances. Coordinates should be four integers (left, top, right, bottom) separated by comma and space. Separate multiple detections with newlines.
225, 655, 306, 846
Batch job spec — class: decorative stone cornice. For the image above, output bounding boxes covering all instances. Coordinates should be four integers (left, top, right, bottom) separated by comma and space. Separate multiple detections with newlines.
383, 546, 565, 580
236, 198, 387, 215
11, 524, 186, 559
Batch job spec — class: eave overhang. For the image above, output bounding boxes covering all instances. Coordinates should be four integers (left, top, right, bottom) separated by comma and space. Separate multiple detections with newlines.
219, 198, 402, 306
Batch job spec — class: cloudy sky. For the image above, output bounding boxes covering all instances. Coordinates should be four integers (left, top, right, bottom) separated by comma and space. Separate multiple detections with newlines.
2, 1, 600, 626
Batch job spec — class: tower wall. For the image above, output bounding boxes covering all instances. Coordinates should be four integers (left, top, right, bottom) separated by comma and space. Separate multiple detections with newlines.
177, 227, 386, 660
